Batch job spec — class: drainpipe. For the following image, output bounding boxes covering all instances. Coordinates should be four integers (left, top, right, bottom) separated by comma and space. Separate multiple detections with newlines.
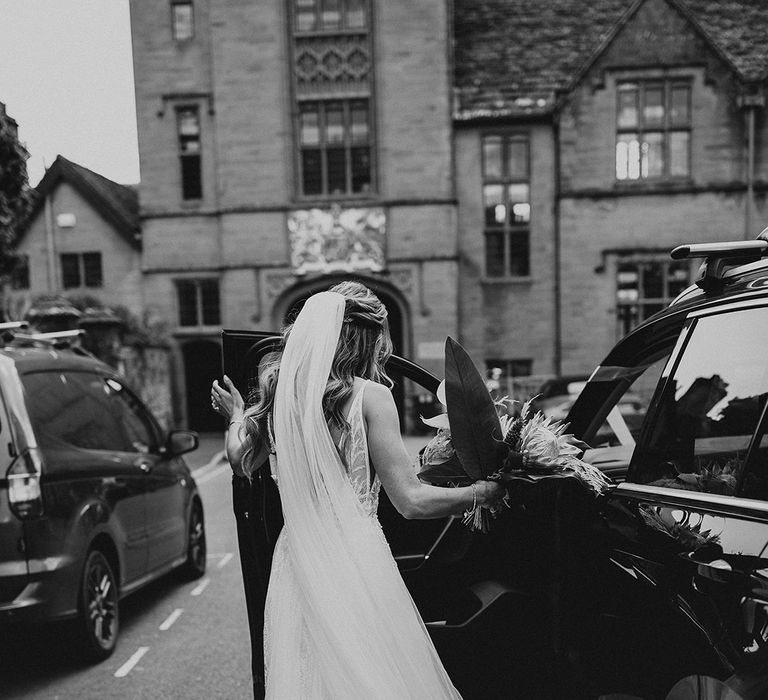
206, 2, 223, 268
553, 110, 562, 376
746, 105, 755, 239
43, 189, 58, 292
739, 87, 764, 240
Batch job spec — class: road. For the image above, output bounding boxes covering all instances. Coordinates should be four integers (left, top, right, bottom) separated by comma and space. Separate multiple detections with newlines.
0, 433, 252, 700
0, 433, 430, 700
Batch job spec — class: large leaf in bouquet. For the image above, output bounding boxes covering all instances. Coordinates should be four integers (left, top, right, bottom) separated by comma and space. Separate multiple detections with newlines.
417, 454, 472, 487
444, 337, 505, 480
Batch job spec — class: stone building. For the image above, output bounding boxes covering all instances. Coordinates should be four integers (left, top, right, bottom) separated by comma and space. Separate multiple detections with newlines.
129, 0, 768, 430
8, 155, 142, 318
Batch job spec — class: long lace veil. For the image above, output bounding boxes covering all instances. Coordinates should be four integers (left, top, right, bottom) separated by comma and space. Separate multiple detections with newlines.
270, 291, 461, 699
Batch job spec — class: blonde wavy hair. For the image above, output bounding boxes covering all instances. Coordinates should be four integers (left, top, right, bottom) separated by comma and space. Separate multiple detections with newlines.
240, 281, 394, 477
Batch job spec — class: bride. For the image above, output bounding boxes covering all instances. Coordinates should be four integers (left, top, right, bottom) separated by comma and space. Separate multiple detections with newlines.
215, 281, 504, 699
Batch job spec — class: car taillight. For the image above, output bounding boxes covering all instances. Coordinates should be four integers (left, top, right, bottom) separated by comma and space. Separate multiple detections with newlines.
6, 448, 44, 519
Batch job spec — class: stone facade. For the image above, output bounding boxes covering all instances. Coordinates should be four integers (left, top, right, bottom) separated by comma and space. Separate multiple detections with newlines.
129, 0, 768, 428
556, 0, 768, 370
130, 0, 458, 430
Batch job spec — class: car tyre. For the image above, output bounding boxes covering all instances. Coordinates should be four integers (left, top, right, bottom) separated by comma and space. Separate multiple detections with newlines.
180, 501, 206, 580
77, 549, 119, 663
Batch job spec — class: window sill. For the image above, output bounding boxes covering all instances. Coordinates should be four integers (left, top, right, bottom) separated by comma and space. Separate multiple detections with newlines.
613, 177, 693, 192
293, 193, 378, 206
480, 276, 533, 285
173, 326, 221, 337
294, 28, 368, 39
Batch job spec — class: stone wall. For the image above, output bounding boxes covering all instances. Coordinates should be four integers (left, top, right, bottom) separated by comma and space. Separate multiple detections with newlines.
119, 345, 174, 431
454, 123, 557, 376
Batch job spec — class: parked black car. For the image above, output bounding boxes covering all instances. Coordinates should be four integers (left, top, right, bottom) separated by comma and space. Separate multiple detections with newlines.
0, 331, 205, 661
223, 234, 768, 699
561, 236, 768, 699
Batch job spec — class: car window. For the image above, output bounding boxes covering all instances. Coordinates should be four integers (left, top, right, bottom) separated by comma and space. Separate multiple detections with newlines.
631, 305, 768, 497
103, 378, 158, 453
591, 356, 668, 448
21, 371, 155, 454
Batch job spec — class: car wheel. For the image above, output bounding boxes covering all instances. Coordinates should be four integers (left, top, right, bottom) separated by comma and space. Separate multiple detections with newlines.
77, 549, 119, 662
180, 501, 206, 580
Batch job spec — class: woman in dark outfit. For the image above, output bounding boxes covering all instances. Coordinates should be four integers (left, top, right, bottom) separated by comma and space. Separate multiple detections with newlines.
231, 472, 282, 698
214, 376, 283, 700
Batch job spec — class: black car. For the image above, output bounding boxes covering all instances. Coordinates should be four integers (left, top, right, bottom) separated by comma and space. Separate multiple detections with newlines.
0, 331, 205, 661
561, 236, 768, 699
223, 234, 768, 699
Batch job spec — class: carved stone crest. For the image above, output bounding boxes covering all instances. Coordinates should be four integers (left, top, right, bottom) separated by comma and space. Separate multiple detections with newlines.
287, 206, 386, 276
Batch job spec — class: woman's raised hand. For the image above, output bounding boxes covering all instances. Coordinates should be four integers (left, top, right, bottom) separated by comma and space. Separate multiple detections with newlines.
211, 375, 244, 422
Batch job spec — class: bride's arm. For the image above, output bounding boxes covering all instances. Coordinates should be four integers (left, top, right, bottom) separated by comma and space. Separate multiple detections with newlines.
364, 382, 503, 520
213, 376, 268, 478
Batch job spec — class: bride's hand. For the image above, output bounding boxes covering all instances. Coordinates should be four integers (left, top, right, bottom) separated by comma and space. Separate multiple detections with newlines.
476, 480, 506, 509
211, 375, 244, 421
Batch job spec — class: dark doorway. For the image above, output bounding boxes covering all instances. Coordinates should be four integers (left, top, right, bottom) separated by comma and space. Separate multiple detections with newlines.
183, 339, 223, 432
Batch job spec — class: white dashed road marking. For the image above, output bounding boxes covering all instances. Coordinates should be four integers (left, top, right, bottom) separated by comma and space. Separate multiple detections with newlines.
217, 552, 234, 569
159, 608, 184, 631
114, 646, 150, 678
190, 577, 210, 596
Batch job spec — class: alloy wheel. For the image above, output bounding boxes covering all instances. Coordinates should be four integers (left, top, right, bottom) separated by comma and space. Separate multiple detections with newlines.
80, 550, 119, 661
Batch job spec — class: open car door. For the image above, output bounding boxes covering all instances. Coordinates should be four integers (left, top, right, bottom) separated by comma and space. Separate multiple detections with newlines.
222, 330, 474, 617
223, 328, 605, 698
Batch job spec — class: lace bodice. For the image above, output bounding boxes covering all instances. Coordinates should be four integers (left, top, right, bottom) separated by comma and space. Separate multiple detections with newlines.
338, 380, 381, 517
270, 379, 381, 517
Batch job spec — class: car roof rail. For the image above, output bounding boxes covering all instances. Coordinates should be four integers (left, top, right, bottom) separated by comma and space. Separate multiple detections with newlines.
670, 238, 768, 293
0, 321, 30, 344
8, 329, 86, 349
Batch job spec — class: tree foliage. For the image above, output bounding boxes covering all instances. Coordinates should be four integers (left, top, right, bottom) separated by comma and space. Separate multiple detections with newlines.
0, 108, 33, 275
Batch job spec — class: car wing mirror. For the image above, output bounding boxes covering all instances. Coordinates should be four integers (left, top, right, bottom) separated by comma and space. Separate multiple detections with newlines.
164, 430, 199, 457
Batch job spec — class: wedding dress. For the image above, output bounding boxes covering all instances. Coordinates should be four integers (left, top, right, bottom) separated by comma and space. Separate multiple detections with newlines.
263, 292, 461, 699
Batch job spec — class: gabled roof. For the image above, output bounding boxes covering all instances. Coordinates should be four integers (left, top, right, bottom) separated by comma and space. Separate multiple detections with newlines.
681, 0, 768, 82
453, 0, 768, 122
19, 156, 141, 250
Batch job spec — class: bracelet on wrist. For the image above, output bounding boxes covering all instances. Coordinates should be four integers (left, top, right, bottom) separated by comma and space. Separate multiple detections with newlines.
228, 418, 243, 428
465, 482, 477, 514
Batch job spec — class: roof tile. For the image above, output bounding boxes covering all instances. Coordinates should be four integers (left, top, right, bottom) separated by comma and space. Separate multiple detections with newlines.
454, 0, 768, 120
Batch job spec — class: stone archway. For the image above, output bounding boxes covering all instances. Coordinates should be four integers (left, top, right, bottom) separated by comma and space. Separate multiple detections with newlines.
275, 276, 410, 423
182, 338, 223, 432
275, 275, 409, 357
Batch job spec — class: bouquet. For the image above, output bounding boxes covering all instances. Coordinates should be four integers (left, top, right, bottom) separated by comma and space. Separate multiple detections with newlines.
418, 338, 612, 532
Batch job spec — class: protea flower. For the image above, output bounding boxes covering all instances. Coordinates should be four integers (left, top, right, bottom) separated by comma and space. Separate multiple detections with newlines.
519, 406, 582, 467
420, 429, 455, 468
515, 399, 611, 494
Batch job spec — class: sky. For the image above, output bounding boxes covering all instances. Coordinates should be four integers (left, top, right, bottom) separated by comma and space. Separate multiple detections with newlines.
0, 0, 139, 187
